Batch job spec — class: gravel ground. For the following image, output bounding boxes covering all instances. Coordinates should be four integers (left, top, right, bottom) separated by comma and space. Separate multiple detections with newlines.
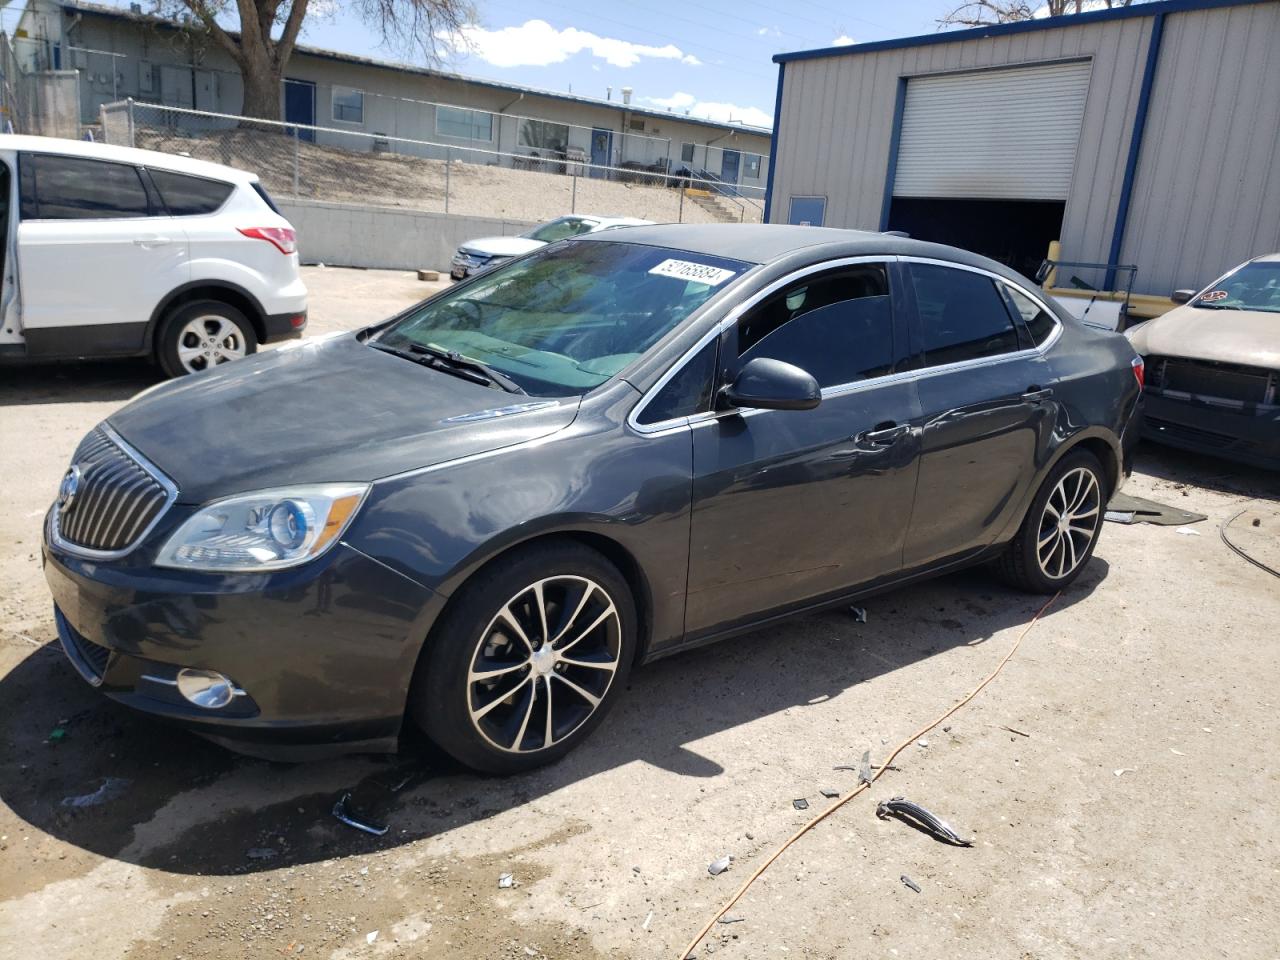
138, 130, 762, 225
1, 267, 1277, 960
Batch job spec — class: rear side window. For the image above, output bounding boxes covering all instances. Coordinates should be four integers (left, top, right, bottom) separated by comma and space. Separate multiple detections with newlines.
909, 264, 1022, 366
738, 264, 894, 388
638, 338, 719, 425
1000, 282, 1057, 346
148, 169, 234, 216
20, 154, 151, 220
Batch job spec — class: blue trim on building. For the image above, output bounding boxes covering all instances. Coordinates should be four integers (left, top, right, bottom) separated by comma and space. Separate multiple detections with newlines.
1105, 12, 1167, 289
878, 77, 909, 232
762, 64, 785, 224
773, 0, 1268, 64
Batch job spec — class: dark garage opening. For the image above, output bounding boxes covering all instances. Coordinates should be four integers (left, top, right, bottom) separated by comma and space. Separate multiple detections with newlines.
887, 197, 1065, 279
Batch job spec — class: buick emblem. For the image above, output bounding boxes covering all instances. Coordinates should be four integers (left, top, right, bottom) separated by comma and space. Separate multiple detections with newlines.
58, 465, 82, 511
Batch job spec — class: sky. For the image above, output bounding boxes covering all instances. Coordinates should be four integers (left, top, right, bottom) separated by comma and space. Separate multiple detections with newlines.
74, 0, 964, 129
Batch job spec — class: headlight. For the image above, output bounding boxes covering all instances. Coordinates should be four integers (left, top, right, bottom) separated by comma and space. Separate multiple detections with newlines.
154, 484, 369, 572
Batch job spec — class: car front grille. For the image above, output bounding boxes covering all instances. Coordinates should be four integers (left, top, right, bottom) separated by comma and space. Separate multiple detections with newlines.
53, 427, 175, 555
55, 608, 113, 685
1147, 356, 1277, 405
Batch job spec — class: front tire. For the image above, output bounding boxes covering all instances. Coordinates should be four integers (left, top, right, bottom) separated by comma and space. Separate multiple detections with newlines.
410, 542, 636, 774
157, 300, 256, 378
997, 449, 1107, 593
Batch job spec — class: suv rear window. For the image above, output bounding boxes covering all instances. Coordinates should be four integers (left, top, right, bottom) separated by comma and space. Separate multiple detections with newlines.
148, 169, 234, 216
251, 182, 282, 215
20, 154, 151, 220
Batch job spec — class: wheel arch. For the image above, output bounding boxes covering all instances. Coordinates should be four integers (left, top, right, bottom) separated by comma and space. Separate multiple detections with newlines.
147, 280, 269, 350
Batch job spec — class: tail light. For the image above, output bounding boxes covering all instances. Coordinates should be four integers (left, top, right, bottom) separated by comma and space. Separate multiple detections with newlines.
238, 226, 297, 255
1131, 355, 1145, 389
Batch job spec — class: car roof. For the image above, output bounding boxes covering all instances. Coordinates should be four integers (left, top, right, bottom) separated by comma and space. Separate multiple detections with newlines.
0, 134, 256, 183
578, 222, 1016, 272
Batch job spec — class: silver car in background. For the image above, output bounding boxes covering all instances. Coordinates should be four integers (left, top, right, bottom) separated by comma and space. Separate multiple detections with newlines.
450, 215, 653, 279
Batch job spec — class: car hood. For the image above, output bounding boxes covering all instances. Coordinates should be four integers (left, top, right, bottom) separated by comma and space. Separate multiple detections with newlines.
460, 236, 545, 258
1127, 305, 1280, 368
108, 334, 579, 504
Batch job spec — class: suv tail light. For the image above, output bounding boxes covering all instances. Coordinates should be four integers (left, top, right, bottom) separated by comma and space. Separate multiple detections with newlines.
1131, 355, 1145, 388
238, 226, 297, 255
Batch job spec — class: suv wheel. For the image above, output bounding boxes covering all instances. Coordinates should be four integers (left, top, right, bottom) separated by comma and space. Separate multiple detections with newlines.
158, 300, 256, 377
411, 542, 635, 774
997, 449, 1107, 593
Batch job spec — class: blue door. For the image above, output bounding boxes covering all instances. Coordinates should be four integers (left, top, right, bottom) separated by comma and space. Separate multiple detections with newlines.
590, 128, 612, 178
720, 149, 741, 189
788, 196, 826, 226
283, 79, 315, 142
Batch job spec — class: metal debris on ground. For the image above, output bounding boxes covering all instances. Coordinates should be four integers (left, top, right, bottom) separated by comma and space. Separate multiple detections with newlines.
819, 788, 840, 799
859, 749, 873, 785
998, 724, 1031, 738
717, 916, 745, 925
876, 797, 974, 847
1104, 492, 1207, 526
499, 872, 515, 888
849, 606, 867, 623
331, 792, 389, 836
900, 875, 922, 893
792, 798, 809, 811
708, 855, 732, 876
60, 776, 131, 808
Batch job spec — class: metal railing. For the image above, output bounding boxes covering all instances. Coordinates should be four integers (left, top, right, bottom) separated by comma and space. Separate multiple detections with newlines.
99, 99, 765, 225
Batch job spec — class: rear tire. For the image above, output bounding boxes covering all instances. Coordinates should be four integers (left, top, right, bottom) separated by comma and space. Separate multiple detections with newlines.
157, 300, 256, 378
997, 449, 1107, 593
409, 542, 636, 775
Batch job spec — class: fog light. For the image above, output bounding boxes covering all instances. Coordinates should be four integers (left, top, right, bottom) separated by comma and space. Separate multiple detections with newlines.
176, 668, 237, 709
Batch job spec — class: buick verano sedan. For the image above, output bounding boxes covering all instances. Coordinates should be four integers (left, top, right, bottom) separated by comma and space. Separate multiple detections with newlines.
43, 225, 1142, 772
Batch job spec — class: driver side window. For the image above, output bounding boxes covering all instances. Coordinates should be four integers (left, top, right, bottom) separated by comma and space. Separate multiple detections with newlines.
737, 264, 895, 388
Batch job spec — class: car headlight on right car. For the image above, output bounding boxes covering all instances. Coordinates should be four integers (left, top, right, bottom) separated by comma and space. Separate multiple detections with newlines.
155, 483, 369, 572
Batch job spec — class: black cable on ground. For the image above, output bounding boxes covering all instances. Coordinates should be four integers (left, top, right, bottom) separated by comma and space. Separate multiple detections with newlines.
1220, 506, 1280, 580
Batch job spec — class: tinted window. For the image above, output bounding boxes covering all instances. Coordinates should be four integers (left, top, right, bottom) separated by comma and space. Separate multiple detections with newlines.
21, 154, 150, 220
638, 338, 719, 425
149, 169, 233, 216
524, 218, 597, 243
1000, 283, 1057, 346
738, 265, 894, 388
910, 264, 1021, 366
251, 181, 282, 215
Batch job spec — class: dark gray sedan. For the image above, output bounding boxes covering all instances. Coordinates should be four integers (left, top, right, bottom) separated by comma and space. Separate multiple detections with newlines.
43, 225, 1143, 772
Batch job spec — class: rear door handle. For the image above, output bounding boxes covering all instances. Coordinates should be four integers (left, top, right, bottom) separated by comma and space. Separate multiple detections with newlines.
856, 422, 910, 446
1022, 387, 1054, 402
133, 236, 173, 248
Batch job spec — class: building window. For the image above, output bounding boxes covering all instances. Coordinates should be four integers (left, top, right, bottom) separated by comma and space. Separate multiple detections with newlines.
745, 155, 761, 178
436, 105, 493, 141
519, 119, 570, 151
629, 118, 645, 132
680, 142, 695, 163
332, 86, 364, 124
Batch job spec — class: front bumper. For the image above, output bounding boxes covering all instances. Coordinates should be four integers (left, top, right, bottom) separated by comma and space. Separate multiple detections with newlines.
1140, 390, 1280, 470
42, 531, 442, 760
449, 254, 505, 280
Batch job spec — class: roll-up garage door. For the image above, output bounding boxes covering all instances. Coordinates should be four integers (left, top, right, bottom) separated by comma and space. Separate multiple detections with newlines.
892, 60, 1091, 201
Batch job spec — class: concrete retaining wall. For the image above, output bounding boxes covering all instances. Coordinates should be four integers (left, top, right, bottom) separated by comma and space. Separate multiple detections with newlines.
276, 198, 536, 271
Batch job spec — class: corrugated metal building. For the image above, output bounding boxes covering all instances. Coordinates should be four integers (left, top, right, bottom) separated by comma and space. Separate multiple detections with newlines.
764, 0, 1280, 296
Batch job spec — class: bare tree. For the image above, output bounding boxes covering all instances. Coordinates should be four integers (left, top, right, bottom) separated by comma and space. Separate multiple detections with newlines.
938, 0, 1143, 28
157, 0, 475, 120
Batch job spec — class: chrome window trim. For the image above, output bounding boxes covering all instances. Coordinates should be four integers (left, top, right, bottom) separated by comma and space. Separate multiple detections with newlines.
48, 423, 179, 561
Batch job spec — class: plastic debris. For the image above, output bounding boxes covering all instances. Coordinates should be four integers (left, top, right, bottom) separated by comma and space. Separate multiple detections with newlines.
1170, 748, 1185, 756
499, 873, 515, 888
708, 855, 732, 876
1175, 526, 1201, 536
876, 797, 974, 847
642, 909, 654, 930
366, 931, 378, 944
792, 798, 809, 811
916, 738, 929, 749
1104, 510, 1135, 524
331, 792, 388, 836
1113, 768, 1133, 777
819, 788, 840, 799
858, 749, 873, 786
900, 875, 922, 893
850, 606, 867, 623
60, 776, 130, 808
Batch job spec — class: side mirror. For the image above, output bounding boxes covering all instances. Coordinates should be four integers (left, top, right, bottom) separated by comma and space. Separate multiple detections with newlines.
722, 357, 821, 411
1171, 289, 1196, 305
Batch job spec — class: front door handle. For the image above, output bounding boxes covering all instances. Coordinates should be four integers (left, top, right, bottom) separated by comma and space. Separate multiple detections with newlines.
856, 422, 909, 446
1022, 386, 1054, 402
133, 236, 173, 248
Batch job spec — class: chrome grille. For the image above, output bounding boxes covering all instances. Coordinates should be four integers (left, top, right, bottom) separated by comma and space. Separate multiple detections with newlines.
54, 426, 176, 555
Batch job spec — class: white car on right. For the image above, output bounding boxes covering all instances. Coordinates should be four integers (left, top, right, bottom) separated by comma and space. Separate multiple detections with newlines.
450, 215, 652, 280
1126, 252, 1280, 470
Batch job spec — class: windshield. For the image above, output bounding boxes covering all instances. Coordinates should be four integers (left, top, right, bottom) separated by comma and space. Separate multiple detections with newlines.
1193, 261, 1280, 314
523, 217, 599, 244
374, 240, 752, 397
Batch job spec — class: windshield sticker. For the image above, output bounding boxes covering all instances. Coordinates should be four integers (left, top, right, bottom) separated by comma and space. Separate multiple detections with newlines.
1200, 290, 1229, 302
648, 259, 737, 287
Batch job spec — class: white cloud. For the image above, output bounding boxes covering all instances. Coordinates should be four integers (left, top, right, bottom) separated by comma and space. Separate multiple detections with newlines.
639, 92, 772, 128
440, 19, 701, 69
832, 34, 856, 45
756, 25, 782, 37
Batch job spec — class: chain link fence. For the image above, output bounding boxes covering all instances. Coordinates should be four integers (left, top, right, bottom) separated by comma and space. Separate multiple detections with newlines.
100, 100, 765, 226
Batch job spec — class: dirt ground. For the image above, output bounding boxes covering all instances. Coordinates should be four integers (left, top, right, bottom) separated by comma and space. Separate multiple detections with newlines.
1, 267, 1277, 960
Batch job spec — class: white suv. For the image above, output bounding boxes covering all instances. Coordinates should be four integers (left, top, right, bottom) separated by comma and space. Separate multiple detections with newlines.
0, 135, 307, 377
